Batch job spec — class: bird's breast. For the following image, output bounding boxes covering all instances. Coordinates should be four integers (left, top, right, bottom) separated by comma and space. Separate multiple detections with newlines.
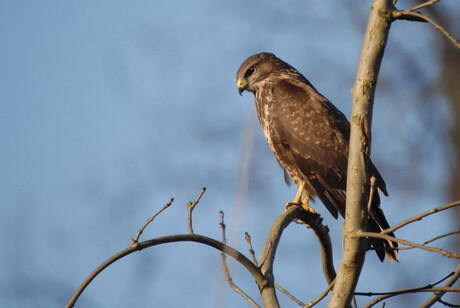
254, 90, 305, 187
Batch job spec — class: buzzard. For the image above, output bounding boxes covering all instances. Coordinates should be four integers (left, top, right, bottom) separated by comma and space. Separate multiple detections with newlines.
236, 52, 398, 262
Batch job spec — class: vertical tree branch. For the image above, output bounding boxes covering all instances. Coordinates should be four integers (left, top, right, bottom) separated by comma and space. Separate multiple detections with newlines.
328, 0, 394, 307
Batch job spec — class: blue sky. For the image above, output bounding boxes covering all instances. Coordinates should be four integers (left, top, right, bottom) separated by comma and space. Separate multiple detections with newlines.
1, 1, 458, 307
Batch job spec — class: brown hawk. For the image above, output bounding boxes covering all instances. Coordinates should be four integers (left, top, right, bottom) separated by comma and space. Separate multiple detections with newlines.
236, 52, 398, 262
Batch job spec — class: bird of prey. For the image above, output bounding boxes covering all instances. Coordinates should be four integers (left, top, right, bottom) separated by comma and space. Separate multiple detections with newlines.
236, 52, 398, 262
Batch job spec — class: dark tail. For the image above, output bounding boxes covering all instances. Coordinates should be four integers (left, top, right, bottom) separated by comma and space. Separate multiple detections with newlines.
368, 192, 399, 262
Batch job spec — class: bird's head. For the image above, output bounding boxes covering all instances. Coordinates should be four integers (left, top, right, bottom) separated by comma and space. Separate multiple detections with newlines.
236, 52, 280, 95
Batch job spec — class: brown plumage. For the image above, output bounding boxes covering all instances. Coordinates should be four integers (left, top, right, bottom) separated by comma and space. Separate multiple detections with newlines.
236, 52, 399, 262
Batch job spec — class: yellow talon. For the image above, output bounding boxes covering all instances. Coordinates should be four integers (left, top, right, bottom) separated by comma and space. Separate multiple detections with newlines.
301, 195, 315, 213
286, 181, 315, 213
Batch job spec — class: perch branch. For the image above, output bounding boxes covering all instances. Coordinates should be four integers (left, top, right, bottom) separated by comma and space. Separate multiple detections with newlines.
257, 205, 335, 307
258, 206, 302, 308
381, 200, 460, 235
187, 187, 206, 234
219, 211, 260, 308
294, 209, 336, 284
131, 198, 174, 244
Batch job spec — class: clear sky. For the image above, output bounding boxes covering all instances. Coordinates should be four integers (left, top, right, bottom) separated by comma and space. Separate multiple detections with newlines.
1, 1, 458, 307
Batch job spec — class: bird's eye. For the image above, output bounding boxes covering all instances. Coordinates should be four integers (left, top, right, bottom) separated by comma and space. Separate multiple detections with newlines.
244, 66, 255, 79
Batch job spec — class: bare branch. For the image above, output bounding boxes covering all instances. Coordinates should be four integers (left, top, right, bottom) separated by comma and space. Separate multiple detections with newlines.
67, 233, 265, 308
394, 10, 460, 48
274, 284, 305, 307
131, 198, 174, 244
258, 206, 302, 308
396, 229, 460, 250
360, 231, 459, 258
304, 280, 335, 308
187, 187, 206, 234
330, 0, 394, 306
381, 200, 460, 234
409, 0, 441, 12
420, 264, 460, 307
245, 232, 258, 266
294, 209, 336, 284
245, 230, 305, 306
363, 288, 460, 308
420, 229, 460, 246
219, 212, 260, 308
358, 271, 458, 308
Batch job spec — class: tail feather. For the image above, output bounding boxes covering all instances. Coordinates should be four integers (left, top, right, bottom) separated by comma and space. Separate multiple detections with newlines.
368, 192, 399, 262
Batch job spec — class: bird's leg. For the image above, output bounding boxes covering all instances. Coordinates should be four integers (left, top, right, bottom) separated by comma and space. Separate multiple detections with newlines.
301, 194, 315, 213
286, 181, 315, 213
292, 181, 305, 204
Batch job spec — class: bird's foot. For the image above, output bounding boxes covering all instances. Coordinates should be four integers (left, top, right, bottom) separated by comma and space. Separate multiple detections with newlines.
286, 199, 315, 213
300, 198, 315, 213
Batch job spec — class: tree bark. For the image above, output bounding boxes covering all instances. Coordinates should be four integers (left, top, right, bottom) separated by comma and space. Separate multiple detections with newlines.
328, 0, 394, 307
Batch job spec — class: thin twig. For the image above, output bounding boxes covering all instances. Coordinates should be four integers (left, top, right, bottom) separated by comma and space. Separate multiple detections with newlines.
274, 284, 305, 307
409, 0, 441, 12
247, 231, 305, 306
245, 232, 258, 266
219, 211, 260, 308
360, 231, 459, 258
381, 200, 460, 235
131, 198, 174, 244
367, 176, 376, 214
362, 288, 460, 308
245, 230, 305, 306
393, 10, 460, 48
438, 298, 460, 307
304, 279, 335, 308
359, 271, 457, 308
187, 187, 206, 234
396, 229, 460, 250
357, 271, 454, 297
420, 264, 460, 307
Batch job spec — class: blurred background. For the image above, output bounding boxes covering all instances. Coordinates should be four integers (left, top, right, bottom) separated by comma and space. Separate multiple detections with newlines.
1, 1, 459, 307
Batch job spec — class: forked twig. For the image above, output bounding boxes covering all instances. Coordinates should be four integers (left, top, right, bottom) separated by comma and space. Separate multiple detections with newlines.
131, 198, 174, 244
219, 211, 260, 308
187, 187, 206, 234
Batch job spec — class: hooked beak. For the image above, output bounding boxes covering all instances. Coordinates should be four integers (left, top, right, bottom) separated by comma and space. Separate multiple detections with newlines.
237, 79, 248, 95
